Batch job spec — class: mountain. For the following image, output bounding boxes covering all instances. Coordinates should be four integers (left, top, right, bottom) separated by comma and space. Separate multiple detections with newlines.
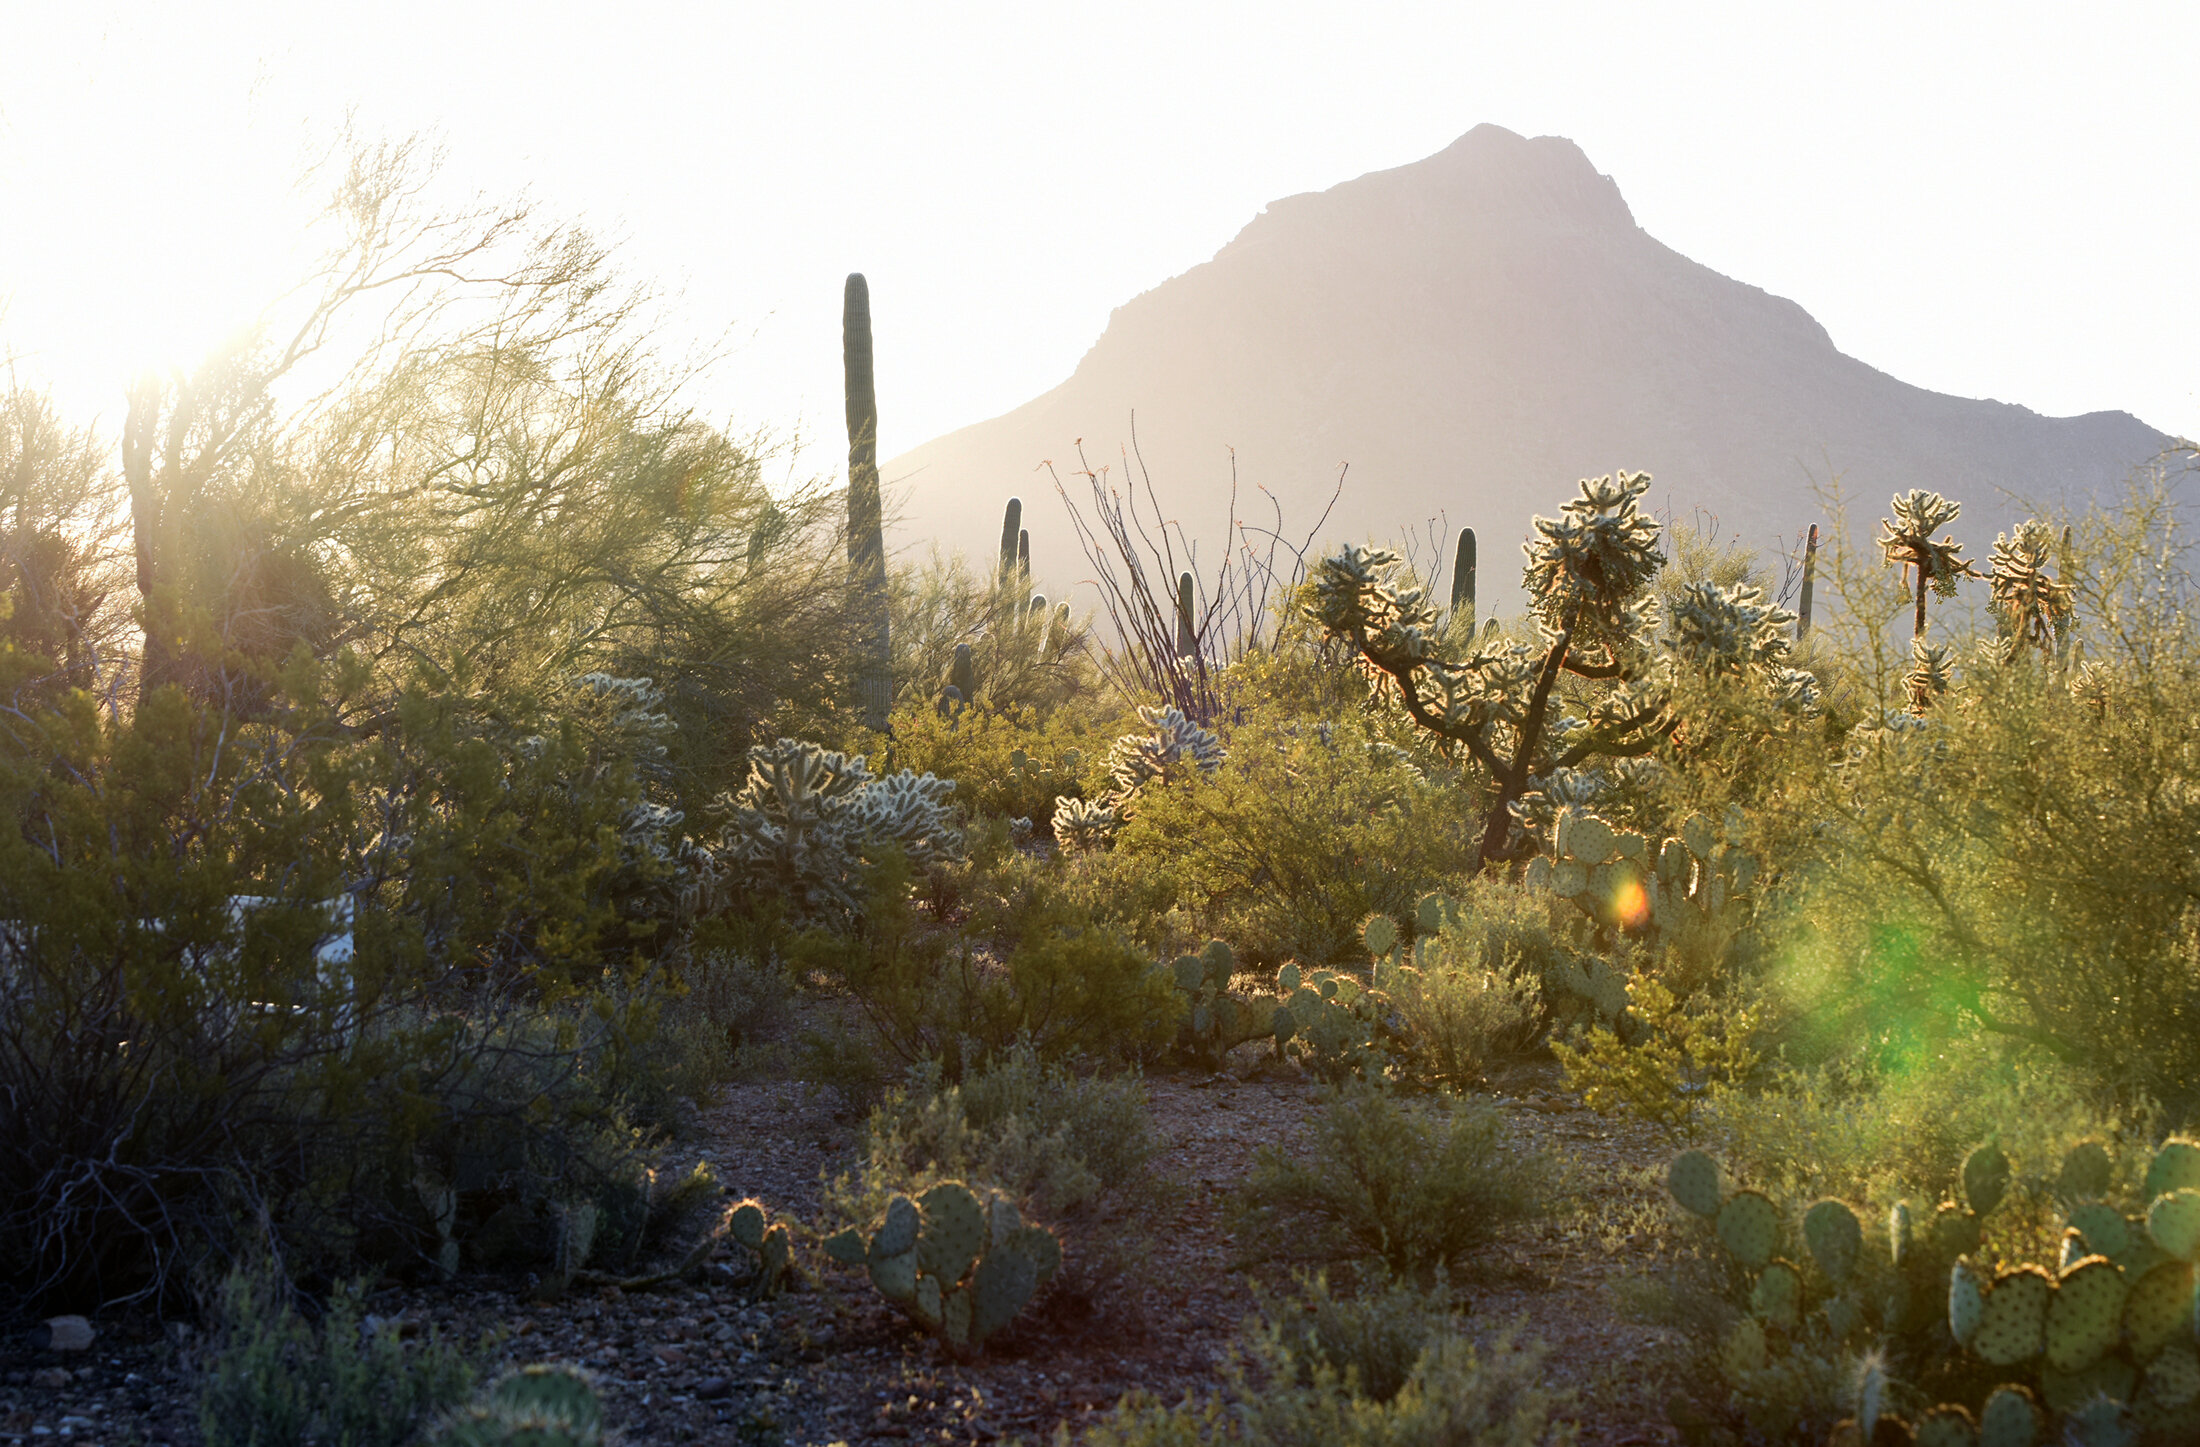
883, 124, 2167, 615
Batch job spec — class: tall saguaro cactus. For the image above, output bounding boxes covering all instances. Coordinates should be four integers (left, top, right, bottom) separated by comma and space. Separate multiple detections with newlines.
1175, 572, 1197, 657
1796, 523, 1818, 640
1448, 527, 1477, 630
844, 274, 891, 730
998, 497, 1022, 587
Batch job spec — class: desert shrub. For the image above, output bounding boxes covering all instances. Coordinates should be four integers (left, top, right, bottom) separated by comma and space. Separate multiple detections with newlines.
886, 695, 1118, 830
1706, 1041, 2158, 1209
1553, 975, 1767, 1133
1387, 958, 1541, 1091
801, 853, 1180, 1072
197, 1267, 477, 1447
0, 646, 710, 1308
680, 944, 795, 1048
888, 549, 1099, 717
1112, 708, 1480, 966
1228, 1088, 1553, 1279
1255, 1269, 1464, 1404
1079, 1277, 1574, 1447
824, 1045, 1164, 1228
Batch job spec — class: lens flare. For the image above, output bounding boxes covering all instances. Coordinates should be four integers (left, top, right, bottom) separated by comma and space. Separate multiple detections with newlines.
1613, 875, 1651, 930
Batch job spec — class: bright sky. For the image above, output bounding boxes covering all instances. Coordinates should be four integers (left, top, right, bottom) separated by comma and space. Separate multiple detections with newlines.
3, 2, 2195, 483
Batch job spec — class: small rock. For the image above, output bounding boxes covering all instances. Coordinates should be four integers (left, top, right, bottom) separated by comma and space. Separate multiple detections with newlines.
42, 1317, 95, 1352
695, 1376, 733, 1400
653, 1344, 689, 1367
32, 1366, 73, 1388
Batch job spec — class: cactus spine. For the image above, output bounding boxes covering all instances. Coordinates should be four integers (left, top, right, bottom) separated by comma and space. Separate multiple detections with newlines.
1176, 571, 1196, 657
1797, 522, 1818, 640
1449, 526, 1476, 630
843, 274, 891, 730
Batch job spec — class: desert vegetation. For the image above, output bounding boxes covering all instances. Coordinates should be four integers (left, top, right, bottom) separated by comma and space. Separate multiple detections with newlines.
3, 145, 2198, 1447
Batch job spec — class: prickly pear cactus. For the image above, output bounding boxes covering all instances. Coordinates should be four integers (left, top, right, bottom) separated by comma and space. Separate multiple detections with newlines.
1166, 939, 1283, 1067
822, 1181, 1059, 1355
1664, 1139, 2200, 1445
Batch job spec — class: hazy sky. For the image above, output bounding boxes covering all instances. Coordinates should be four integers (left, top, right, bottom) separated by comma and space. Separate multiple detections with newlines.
3, 2, 2195, 484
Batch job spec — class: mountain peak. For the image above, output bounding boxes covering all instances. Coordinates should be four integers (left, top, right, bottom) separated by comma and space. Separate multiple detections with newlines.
887, 131, 2162, 612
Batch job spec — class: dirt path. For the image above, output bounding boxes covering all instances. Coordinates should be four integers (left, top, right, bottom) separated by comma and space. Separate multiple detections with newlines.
0, 1061, 1689, 1446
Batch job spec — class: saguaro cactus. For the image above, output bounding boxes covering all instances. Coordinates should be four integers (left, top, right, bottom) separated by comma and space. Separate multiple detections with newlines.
843, 274, 891, 730
1175, 572, 1197, 657
1449, 526, 1476, 629
1796, 523, 1818, 640
998, 497, 1022, 587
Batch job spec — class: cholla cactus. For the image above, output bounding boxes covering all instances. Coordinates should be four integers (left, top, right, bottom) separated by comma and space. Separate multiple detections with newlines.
1904, 637, 1955, 712
1105, 704, 1225, 796
710, 739, 961, 922
1987, 519, 2074, 654
1050, 794, 1121, 854
2069, 660, 2113, 718
1662, 581, 1800, 680
1309, 472, 1675, 870
1522, 470, 1665, 658
1878, 489, 1981, 638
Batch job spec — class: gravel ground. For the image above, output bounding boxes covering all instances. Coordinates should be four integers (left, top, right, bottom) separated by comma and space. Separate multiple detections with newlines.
1, 1056, 1690, 1446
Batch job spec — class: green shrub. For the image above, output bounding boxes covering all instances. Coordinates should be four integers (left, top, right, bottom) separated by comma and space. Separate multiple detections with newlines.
198, 1267, 476, 1447
886, 696, 1115, 829
802, 854, 1180, 1072
1256, 1269, 1464, 1403
825, 1046, 1164, 1230
1385, 928, 1545, 1091
1762, 480, 2200, 1113
1112, 709, 1479, 966
1229, 1088, 1553, 1279
1077, 1276, 1574, 1446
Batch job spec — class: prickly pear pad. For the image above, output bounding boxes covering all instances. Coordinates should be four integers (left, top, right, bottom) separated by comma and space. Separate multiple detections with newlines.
1668, 1150, 1722, 1219
1972, 1266, 2052, 1366
2068, 1201, 2132, 1260
2144, 1139, 2200, 1202
874, 1194, 920, 1259
1950, 1258, 1985, 1347
1805, 1199, 1863, 1282
2123, 1259, 2195, 1361
1975, 1384, 2041, 1447
2147, 1187, 2200, 1260
1963, 1142, 2011, 1217
916, 1182, 986, 1284
2044, 1255, 2126, 1372
2060, 1140, 2113, 1199
1717, 1190, 1781, 1269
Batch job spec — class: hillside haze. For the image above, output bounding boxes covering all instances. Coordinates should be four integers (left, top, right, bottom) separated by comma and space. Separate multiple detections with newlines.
884, 124, 2166, 614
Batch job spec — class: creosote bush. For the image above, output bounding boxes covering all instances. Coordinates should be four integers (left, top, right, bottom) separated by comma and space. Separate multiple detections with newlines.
1077, 1273, 1574, 1446
197, 1266, 477, 1447
1229, 1088, 1554, 1280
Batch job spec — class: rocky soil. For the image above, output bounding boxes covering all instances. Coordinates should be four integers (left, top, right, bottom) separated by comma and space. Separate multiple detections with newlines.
1, 1058, 1690, 1446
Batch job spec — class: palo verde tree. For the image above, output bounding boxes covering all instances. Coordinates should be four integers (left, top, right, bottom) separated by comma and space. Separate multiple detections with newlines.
1310, 471, 1814, 870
